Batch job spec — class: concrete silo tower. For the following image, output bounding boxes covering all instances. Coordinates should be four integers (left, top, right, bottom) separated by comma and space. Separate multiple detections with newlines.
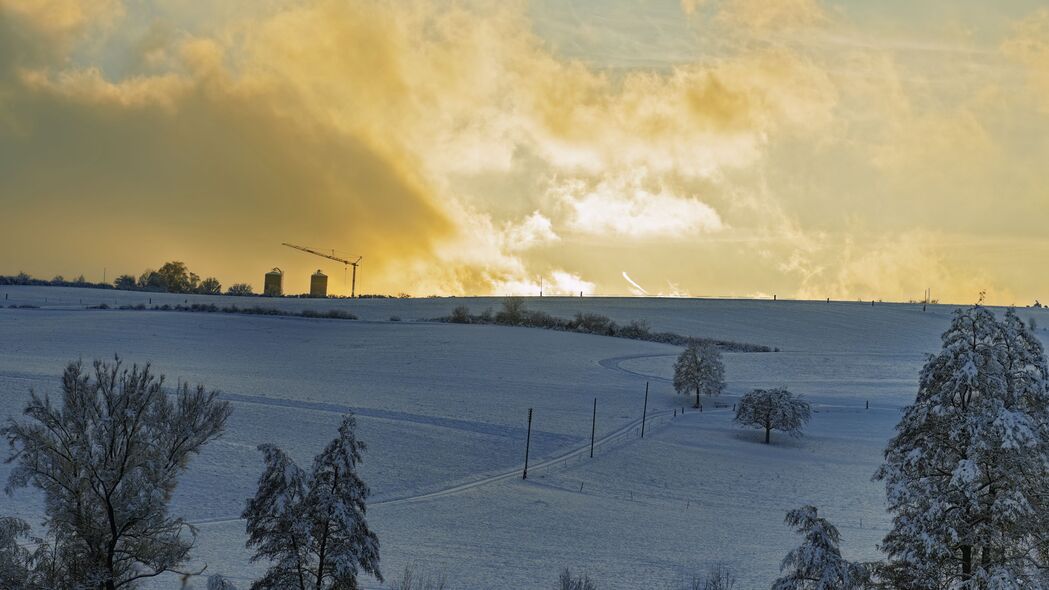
310, 269, 328, 298
264, 268, 283, 297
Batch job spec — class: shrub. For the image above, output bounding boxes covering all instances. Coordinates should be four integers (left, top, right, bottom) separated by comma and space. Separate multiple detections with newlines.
450, 305, 471, 324
617, 319, 650, 339
301, 309, 358, 320
571, 312, 617, 335
524, 310, 563, 330
686, 563, 737, 590
495, 297, 525, 325
392, 564, 447, 590
558, 568, 597, 590
226, 283, 254, 296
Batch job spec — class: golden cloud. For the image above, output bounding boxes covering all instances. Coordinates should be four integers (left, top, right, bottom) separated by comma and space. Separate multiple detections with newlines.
0, 0, 1045, 303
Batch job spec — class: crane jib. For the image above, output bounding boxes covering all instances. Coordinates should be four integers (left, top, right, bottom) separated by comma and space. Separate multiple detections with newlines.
280, 242, 361, 297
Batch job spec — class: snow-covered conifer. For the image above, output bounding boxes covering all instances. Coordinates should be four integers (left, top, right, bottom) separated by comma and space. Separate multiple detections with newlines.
735, 388, 811, 444
1, 359, 230, 589
674, 343, 725, 407
243, 413, 382, 590
875, 306, 1049, 588
771, 506, 867, 590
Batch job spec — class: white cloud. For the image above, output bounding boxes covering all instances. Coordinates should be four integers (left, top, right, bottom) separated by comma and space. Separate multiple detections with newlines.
552, 174, 723, 239
502, 211, 559, 252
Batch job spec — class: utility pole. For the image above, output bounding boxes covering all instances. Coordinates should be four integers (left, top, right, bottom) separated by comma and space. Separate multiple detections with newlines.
640, 382, 649, 438
590, 397, 597, 458
523, 408, 533, 480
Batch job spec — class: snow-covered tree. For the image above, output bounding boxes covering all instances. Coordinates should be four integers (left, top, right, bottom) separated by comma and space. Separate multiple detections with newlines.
0, 517, 40, 588
875, 306, 1049, 588
772, 506, 868, 590
674, 342, 725, 407
735, 388, 812, 444
243, 414, 382, 590
1, 359, 230, 589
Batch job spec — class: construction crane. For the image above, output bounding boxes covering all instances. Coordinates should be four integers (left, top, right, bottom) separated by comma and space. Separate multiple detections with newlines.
281, 242, 362, 297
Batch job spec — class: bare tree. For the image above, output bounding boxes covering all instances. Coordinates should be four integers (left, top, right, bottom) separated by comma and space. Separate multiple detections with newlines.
1, 359, 231, 589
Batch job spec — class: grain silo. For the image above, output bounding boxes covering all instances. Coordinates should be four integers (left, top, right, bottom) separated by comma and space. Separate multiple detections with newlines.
264, 268, 283, 297
310, 269, 328, 298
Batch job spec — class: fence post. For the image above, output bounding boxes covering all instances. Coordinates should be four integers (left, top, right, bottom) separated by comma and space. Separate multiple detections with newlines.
523, 408, 533, 480
590, 397, 596, 458
640, 382, 649, 438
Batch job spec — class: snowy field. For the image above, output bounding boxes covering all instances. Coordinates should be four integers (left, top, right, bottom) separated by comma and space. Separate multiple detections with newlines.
2, 285, 1047, 588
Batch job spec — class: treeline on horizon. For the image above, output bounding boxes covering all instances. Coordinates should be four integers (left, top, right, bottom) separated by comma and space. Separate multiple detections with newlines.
0, 264, 405, 299
0, 262, 243, 295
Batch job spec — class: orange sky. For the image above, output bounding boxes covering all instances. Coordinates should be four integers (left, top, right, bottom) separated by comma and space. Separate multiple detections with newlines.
1, 0, 1048, 304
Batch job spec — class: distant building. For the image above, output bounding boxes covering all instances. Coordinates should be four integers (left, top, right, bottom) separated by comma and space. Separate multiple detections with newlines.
310, 270, 328, 298
264, 268, 283, 297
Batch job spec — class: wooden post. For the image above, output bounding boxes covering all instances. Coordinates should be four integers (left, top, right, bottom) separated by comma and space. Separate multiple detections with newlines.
640, 382, 649, 438
590, 397, 597, 458
523, 408, 533, 479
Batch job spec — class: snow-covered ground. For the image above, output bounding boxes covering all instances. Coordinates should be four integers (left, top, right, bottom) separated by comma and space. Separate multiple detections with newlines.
2, 286, 1047, 588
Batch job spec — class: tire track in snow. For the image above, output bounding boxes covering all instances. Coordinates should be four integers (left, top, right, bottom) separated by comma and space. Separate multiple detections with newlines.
597, 353, 675, 383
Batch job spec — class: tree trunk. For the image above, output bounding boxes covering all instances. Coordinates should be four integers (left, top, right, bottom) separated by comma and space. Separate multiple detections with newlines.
315, 466, 340, 590
961, 545, 972, 579
694, 389, 700, 408
764, 427, 771, 444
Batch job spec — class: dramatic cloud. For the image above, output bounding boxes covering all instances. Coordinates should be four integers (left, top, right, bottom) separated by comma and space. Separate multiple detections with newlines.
1, 0, 1047, 303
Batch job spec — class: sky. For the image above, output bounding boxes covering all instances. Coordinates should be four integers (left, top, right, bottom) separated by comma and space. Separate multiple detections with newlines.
1, 0, 1048, 304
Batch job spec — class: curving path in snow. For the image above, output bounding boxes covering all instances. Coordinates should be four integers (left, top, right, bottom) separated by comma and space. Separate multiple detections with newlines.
191, 351, 706, 528
597, 353, 675, 383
